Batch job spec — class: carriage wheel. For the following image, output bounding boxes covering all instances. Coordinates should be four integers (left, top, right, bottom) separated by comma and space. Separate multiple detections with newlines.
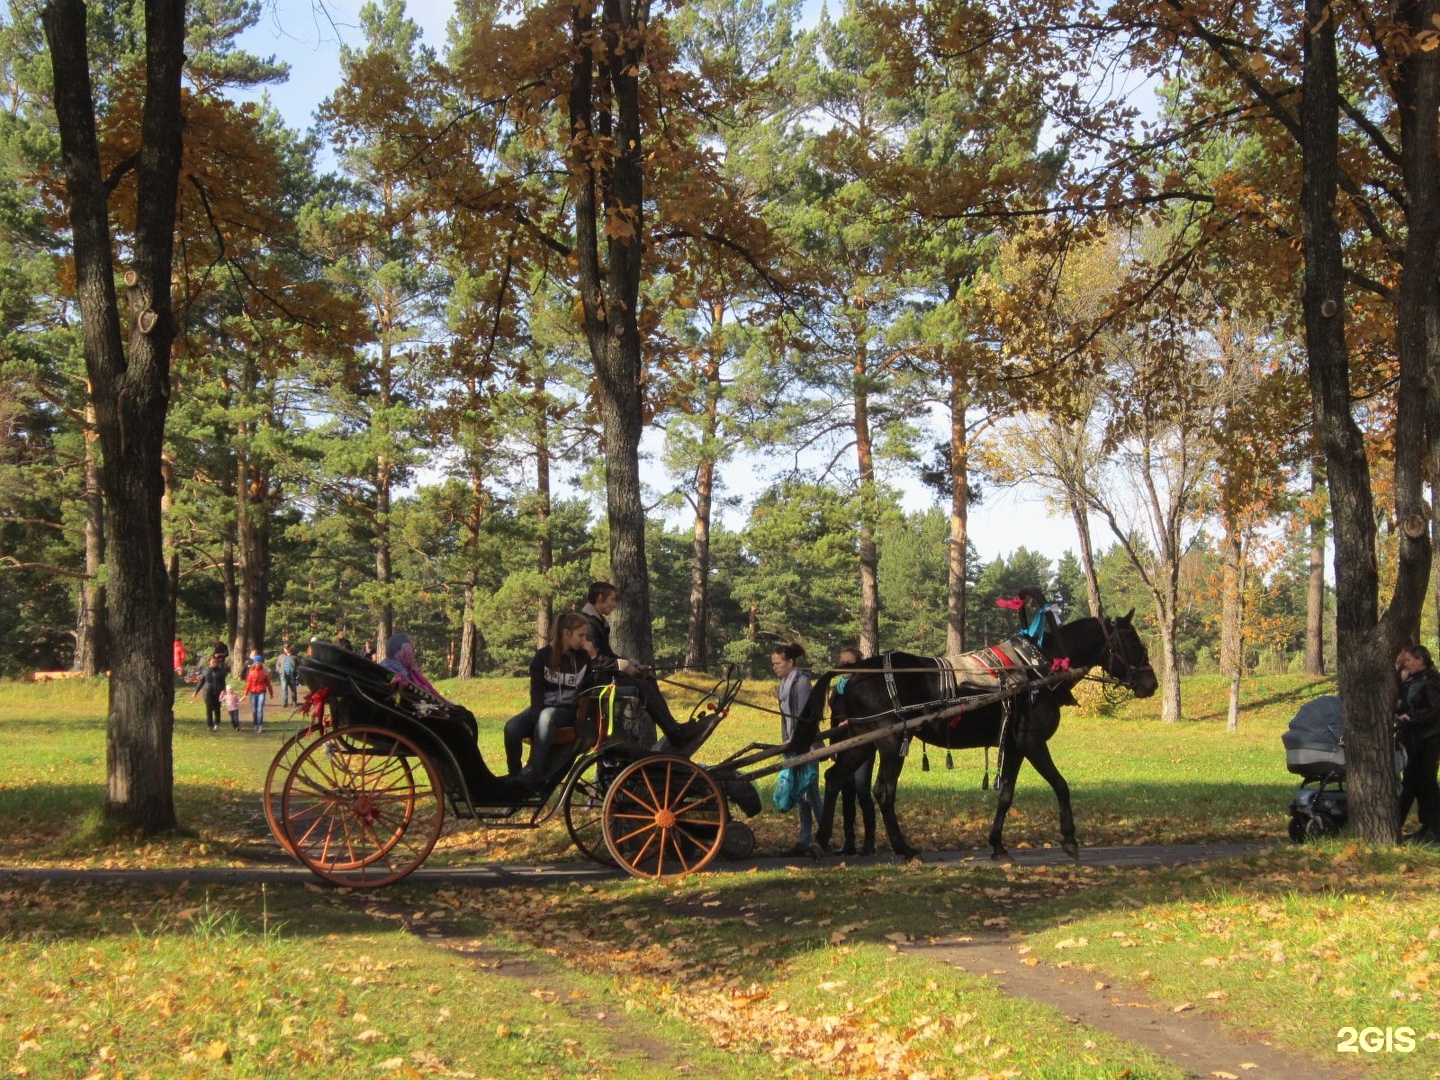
280, 725, 444, 887
562, 754, 616, 866
602, 756, 726, 879
264, 728, 326, 856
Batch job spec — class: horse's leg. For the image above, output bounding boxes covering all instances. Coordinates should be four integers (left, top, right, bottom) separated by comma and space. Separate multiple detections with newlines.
873, 739, 919, 859
986, 736, 1025, 861
1024, 738, 1078, 859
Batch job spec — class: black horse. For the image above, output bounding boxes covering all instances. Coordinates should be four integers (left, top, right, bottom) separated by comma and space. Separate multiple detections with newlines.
789, 610, 1158, 860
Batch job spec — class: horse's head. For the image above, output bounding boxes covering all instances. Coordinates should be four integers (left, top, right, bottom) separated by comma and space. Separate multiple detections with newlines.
1101, 611, 1158, 698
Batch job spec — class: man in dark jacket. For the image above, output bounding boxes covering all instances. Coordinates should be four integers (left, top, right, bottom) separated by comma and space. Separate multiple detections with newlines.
580, 581, 711, 753
1397, 644, 1440, 842
192, 654, 228, 731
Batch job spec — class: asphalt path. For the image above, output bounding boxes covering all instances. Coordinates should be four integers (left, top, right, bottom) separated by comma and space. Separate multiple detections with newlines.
0, 841, 1267, 889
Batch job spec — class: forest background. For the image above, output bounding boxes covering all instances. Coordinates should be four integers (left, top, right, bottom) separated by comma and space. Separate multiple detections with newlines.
9, 0, 1419, 714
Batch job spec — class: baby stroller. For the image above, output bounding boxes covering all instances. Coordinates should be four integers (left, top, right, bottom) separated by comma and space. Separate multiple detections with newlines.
1282, 695, 1405, 842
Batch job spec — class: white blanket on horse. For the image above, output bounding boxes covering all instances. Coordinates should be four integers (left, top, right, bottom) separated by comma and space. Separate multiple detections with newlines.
942, 636, 1049, 697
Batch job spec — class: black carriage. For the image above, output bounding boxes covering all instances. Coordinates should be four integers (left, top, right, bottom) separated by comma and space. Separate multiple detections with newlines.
264, 642, 758, 886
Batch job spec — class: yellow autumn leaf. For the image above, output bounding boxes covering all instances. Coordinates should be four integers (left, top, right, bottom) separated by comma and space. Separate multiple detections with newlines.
203, 1039, 231, 1062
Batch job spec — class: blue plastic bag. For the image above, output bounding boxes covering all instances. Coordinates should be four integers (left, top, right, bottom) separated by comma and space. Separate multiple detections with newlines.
773, 762, 818, 812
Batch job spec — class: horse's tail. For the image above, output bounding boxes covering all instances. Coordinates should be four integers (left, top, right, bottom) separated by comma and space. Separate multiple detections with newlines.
786, 671, 835, 756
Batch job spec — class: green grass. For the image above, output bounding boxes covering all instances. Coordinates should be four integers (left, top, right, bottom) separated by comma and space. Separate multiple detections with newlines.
5, 672, 1438, 1077
0, 670, 1335, 865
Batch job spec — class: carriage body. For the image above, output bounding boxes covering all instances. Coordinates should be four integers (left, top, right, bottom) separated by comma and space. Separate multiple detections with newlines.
267, 642, 754, 885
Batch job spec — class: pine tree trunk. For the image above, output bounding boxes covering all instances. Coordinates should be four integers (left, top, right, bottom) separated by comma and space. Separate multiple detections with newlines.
946, 381, 968, 657
534, 374, 554, 647
1305, 461, 1327, 675
458, 579, 478, 679
76, 399, 106, 675
375, 452, 393, 650
854, 348, 879, 658
685, 326, 721, 672
44, 0, 184, 834
686, 457, 714, 671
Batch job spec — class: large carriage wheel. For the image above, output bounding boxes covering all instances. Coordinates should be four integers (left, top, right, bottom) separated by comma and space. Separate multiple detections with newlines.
562, 754, 616, 865
264, 728, 326, 856
602, 756, 727, 879
280, 725, 444, 887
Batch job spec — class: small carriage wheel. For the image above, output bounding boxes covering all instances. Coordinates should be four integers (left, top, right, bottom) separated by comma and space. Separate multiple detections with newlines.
1286, 813, 1307, 844
720, 819, 756, 860
280, 725, 444, 887
562, 754, 616, 866
602, 756, 727, 879
264, 728, 327, 856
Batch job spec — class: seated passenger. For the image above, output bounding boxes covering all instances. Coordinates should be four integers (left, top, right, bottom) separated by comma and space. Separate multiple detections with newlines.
504, 613, 592, 780
379, 633, 444, 699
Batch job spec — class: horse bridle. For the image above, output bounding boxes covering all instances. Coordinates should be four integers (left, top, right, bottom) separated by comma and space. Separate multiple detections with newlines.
1098, 616, 1154, 688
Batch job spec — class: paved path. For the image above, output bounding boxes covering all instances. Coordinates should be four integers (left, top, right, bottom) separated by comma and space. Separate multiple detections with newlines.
0, 841, 1266, 888
914, 935, 1364, 1080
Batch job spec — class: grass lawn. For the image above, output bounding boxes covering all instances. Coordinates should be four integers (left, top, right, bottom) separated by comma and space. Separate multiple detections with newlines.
4, 671, 1436, 1078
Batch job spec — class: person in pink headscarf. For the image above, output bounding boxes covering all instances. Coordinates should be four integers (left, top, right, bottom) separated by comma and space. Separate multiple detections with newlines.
378, 632, 442, 699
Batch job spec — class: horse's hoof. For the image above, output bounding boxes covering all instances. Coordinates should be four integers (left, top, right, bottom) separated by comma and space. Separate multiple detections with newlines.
898, 846, 921, 861
990, 847, 1011, 862
1062, 841, 1080, 860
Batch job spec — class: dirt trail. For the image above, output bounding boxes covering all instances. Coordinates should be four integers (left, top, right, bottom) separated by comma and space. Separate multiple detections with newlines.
913, 935, 1365, 1080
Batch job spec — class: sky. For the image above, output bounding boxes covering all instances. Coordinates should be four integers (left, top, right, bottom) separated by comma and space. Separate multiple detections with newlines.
235, 1, 1086, 568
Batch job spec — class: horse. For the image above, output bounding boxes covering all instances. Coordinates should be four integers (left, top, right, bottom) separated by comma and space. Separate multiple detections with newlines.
788, 610, 1158, 861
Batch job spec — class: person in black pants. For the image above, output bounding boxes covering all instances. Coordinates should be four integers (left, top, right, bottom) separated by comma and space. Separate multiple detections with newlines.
192, 654, 228, 731
1396, 644, 1440, 843
579, 581, 708, 751
828, 646, 876, 855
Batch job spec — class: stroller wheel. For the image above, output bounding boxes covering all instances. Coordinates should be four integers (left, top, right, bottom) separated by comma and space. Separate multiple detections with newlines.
1287, 814, 1308, 844
1305, 813, 1340, 840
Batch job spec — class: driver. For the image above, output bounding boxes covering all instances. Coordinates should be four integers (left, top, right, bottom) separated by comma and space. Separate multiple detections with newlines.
579, 581, 709, 753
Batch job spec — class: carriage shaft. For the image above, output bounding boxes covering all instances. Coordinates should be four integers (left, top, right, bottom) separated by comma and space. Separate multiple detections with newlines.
739, 668, 1080, 782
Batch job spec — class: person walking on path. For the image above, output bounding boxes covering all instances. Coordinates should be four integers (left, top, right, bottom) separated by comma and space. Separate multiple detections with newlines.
1396, 644, 1440, 842
277, 644, 300, 707
773, 643, 823, 856
220, 683, 242, 730
192, 655, 228, 731
244, 653, 273, 733
172, 637, 187, 676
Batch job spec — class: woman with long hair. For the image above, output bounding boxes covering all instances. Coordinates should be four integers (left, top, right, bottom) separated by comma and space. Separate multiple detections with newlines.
773, 642, 823, 856
504, 614, 592, 781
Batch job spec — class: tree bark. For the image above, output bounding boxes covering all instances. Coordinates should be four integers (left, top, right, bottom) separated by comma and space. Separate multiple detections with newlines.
1221, 527, 1244, 732
76, 398, 106, 675
1069, 498, 1102, 619
1300, 0, 1436, 842
1304, 459, 1327, 675
684, 304, 722, 672
44, 0, 185, 833
854, 345, 880, 658
946, 374, 969, 657
571, 0, 655, 664
534, 378, 554, 647
457, 462, 486, 679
